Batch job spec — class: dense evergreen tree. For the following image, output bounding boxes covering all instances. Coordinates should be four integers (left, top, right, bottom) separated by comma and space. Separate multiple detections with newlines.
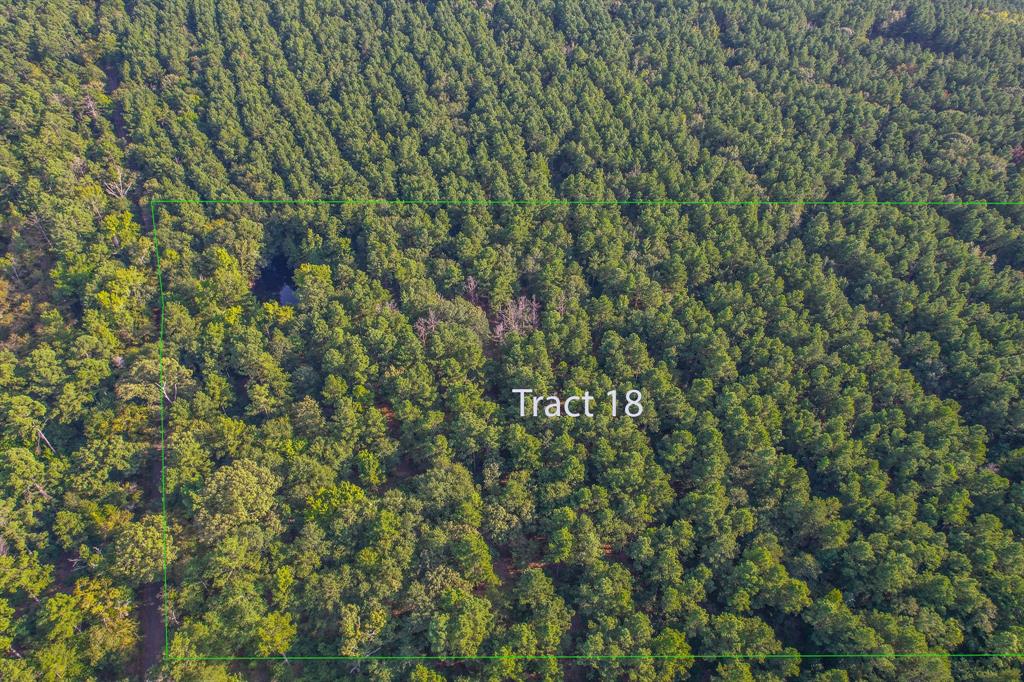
0, 0, 1022, 680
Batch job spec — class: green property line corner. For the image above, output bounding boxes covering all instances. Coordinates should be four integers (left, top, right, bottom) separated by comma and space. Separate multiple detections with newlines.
147, 197, 1024, 663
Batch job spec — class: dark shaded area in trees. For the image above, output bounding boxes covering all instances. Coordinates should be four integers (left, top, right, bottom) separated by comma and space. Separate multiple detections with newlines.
252, 254, 296, 305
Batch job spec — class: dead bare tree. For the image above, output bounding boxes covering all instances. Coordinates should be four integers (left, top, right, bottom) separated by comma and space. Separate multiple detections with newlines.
103, 167, 136, 199
81, 94, 99, 121
492, 296, 540, 342
414, 309, 440, 342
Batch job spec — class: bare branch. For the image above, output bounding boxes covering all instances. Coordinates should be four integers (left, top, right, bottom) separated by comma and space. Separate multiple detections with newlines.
492, 296, 540, 342
103, 167, 136, 199
35, 428, 56, 456
27, 482, 52, 502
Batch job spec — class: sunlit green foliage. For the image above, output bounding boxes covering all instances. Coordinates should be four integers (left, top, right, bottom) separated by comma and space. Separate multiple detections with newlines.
0, 0, 1022, 680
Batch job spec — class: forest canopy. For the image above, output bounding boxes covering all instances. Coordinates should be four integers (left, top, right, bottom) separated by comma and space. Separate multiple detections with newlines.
1, 0, 1023, 680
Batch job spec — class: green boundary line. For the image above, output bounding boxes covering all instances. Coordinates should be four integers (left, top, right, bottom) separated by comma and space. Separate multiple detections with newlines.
167, 653, 1020, 661
151, 198, 1024, 205
148, 197, 1024, 664
149, 200, 169, 658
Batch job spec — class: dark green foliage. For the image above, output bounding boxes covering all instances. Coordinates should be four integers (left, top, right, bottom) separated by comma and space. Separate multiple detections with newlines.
1, 1, 1023, 680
